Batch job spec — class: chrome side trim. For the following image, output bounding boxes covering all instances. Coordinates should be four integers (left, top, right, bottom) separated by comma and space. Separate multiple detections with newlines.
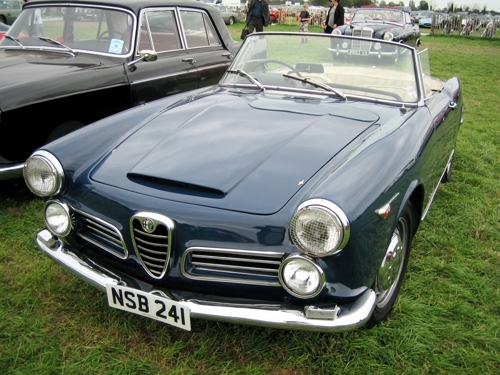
0, 162, 24, 180
421, 149, 455, 220
36, 229, 376, 332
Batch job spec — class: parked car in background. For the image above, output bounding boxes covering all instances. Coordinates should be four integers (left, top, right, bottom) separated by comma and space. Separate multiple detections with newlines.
0, 0, 240, 181
25, 32, 463, 332
269, 7, 279, 24
213, 4, 237, 25
0, 0, 22, 25
0, 21, 8, 40
332, 8, 420, 61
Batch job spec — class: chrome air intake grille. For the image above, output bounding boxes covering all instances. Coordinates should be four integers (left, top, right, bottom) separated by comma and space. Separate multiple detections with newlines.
130, 213, 174, 279
75, 209, 128, 259
352, 28, 373, 51
182, 247, 284, 286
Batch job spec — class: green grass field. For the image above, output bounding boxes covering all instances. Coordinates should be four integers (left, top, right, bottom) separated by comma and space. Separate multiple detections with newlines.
1, 27, 499, 374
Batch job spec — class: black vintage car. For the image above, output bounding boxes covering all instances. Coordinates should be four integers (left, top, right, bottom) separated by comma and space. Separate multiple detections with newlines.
0, 0, 239, 180
331, 8, 420, 61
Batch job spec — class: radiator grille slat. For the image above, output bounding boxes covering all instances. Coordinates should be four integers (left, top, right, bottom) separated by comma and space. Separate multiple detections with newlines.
184, 248, 284, 285
131, 214, 173, 279
76, 210, 127, 258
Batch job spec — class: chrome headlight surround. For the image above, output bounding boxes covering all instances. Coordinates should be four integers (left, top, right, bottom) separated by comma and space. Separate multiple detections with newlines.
24, 150, 64, 197
44, 200, 73, 237
331, 29, 342, 36
279, 254, 325, 298
383, 32, 394, 41
290, 199, 350, 258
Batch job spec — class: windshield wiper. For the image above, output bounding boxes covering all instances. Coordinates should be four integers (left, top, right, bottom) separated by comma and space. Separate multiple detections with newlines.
226, 69, 264, 91
39, 37, 77, 56
4, 35, 24, 47
283, 73, 346, 100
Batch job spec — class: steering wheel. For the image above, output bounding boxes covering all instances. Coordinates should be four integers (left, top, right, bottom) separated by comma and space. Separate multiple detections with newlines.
97, 30, 125, 40
251, 59, 303, 77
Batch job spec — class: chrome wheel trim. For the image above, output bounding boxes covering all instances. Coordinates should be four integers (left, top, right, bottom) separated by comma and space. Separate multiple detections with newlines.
375, 216, 408, 309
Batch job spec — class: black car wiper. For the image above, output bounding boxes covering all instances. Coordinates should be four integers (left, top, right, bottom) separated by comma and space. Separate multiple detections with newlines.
4, 35, 24, 47
39, 37, 77, 56
283, 73, 346, 100
226, 69, 265, 91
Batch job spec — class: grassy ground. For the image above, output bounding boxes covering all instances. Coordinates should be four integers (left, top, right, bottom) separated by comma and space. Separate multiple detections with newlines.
1, 29, 499, 374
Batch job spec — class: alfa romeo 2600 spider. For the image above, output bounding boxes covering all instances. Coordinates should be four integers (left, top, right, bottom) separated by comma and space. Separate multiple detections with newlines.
24, 32, 463, 332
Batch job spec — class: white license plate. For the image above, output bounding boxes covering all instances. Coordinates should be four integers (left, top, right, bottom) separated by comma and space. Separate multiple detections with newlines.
348, 50, 369, 55
106, 284, 191, 331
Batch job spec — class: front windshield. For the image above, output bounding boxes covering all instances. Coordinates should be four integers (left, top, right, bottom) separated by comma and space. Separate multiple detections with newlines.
221, 33, 420, 104
0, 6, 134, 56
352, 9, 403, 24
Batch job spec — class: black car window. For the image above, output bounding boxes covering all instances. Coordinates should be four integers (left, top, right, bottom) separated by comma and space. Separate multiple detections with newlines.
179, 10, 220, 49
141, 10, 181, 53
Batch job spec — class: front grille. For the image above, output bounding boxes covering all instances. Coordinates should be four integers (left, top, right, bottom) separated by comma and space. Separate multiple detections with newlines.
352, 28, 373, 51
182, 247, 284, 286
76, 209, 127, 258
130, 213, 174, 279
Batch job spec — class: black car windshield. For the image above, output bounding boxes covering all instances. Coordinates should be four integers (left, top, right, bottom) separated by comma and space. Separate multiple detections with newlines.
352, 9, 404, 25
0, 6, 134, 56
220, 33, 421, 104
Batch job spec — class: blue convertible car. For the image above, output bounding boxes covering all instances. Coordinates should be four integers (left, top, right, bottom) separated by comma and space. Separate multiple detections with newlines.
24, 32, 463, 332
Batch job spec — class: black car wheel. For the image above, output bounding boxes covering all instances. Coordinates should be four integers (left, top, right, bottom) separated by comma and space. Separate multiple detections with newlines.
229, 17, 235, 25
0, 15, 7, 24
367, 202, 413, 327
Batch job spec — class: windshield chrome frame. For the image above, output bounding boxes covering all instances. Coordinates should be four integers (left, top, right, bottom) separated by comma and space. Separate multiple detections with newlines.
1, 3, 137, 59
220, 32, 425, 108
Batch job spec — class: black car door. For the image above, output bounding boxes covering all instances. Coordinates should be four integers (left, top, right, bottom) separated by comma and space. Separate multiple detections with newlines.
127, 8, 199, 106
177, 9, 232, 88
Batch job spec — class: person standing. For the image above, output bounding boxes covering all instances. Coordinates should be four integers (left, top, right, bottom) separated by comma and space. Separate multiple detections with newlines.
323, 0, 344, 34
298, 3, 312, 43
246, 0, 270, 34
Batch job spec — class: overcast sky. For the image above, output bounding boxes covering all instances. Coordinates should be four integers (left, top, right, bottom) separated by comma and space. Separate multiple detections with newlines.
420, 0, 498, 12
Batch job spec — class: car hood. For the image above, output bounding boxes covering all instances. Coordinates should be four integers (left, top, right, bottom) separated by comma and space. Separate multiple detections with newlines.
0, 49, 126, 111
90, 91, 379, 214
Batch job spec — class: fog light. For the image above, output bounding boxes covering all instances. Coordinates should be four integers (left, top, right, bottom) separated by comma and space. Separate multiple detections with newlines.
45, 201, 72, 237
279, 255, 325, 298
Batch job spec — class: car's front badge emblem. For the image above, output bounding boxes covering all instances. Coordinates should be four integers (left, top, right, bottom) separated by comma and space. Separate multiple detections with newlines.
298, 180, 304, 186
142, 218, 155, 233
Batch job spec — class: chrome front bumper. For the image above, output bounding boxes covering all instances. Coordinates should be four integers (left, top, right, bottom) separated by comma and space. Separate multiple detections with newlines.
36, 229, 377, 332
0, 162, 24, 181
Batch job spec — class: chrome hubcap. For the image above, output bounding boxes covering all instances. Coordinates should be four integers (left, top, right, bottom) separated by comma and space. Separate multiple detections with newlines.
375, 217, 407, 308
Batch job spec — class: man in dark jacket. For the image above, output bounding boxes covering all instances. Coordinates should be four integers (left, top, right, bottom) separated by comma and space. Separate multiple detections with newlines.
246, 0, 270, 33
323, 0, 344, 34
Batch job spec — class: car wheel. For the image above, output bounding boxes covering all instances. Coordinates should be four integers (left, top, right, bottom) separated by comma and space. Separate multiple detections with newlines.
441, 150, 455, 183
229, 17, 235, 26
367, 202, 413, 327
0, 15, 7, 24
46, 120, 85, 143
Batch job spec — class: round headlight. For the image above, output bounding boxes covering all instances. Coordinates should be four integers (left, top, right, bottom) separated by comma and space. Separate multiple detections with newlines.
45, 200, 72, 237
290, 199, 349, 257
332, 29, 342, 36
279, 255, 325, 298
24, 151, 64, 197
383, 32, 394, 41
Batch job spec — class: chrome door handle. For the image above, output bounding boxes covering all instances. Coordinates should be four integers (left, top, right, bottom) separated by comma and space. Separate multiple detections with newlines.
182, 58, 196, 65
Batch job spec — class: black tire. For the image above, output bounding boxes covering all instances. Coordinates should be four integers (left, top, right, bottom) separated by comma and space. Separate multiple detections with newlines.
0, 15, 7, 24
366, 202, 413, 327
46, 120, 85, 143
229, 17, 235, 26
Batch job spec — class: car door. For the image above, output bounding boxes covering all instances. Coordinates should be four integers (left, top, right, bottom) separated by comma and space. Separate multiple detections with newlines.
127, 8, 200, 106
178, 8, 232, 87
